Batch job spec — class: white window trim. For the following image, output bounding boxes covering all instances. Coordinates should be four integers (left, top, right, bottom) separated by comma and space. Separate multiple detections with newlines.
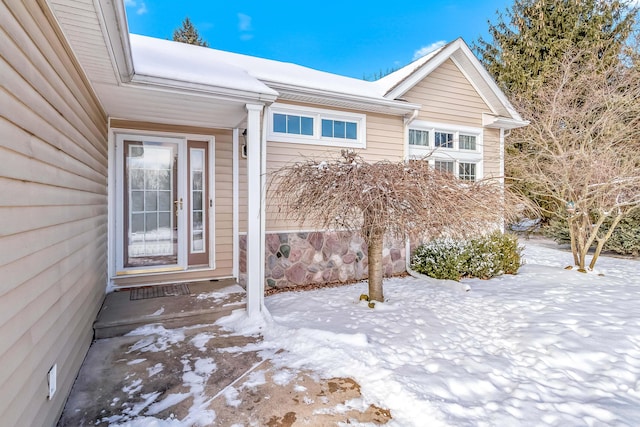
407, 120, 484, 180
268, 102, 367, 148
408, 120, 483, 154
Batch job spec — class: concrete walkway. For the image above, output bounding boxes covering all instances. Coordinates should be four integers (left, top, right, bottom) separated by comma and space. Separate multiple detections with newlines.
58, 280, 391, 426
93, 279, 245, 338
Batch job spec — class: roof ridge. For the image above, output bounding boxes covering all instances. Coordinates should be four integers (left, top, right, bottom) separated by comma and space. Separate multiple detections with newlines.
373, 41, 452, 96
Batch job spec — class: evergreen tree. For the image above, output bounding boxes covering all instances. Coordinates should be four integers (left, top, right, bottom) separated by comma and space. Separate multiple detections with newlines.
474, 0, 636, 97
474, 1, 638, 227
172, 17, 209, 47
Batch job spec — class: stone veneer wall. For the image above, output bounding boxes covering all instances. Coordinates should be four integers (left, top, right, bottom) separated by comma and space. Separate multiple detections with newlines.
239, 231, 406, 290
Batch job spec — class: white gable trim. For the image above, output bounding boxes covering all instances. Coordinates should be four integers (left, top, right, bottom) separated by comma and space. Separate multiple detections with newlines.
96, 0, 134, 82
449, 55, 499, 116
450, 43, 524, 122
384, 39, 526, 125
384, 40, 464, 100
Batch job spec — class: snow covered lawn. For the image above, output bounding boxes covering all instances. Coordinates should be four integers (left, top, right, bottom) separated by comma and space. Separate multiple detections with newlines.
223, 240, 640, 426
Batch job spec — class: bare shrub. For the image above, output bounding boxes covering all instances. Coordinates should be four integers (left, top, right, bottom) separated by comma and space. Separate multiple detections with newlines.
508, 49, 640, 271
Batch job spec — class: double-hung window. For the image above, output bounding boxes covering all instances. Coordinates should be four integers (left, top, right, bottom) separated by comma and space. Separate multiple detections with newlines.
269, 103, 366, 148
408, 120, 483, 181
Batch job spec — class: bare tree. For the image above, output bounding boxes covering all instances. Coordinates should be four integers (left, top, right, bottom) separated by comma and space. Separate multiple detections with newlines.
271, 150, 526, 302
508, 50, 640, 271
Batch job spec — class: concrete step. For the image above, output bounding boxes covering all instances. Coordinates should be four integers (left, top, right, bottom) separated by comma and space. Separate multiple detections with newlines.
93, 279, 246, 339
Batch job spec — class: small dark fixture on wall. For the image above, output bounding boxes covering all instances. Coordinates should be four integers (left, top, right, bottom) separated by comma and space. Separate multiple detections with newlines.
241, 129, 248, 158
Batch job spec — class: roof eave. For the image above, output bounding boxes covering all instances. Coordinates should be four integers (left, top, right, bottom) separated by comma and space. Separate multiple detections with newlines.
96, 0, 134, 82
384, 38, 526, 123
482, 113, 529, 130
130, 74, 279, 104
268, 82, 421, 115
383, 39, 463, 100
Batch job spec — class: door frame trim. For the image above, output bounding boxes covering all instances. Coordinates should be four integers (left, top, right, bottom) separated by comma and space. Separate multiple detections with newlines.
108, 127, 216, 286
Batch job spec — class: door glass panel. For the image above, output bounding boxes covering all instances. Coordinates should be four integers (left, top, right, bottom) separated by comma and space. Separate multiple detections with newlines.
190, 148, 205, 254
125, 142, 178, 267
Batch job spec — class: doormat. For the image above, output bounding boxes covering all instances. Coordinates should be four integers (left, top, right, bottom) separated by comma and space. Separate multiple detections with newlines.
130, 283, 191, 300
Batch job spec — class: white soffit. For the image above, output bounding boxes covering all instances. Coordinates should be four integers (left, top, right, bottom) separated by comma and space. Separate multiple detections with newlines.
47, 0, 120, 85
95, 83, 250, 129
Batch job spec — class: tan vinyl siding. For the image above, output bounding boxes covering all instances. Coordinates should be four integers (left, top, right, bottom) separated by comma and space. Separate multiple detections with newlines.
259, 102, 405, 232
213, 130, 234, 275
109, 120, 235, 278
404, 59, 491, 127
482, 128, 502, 178
1, 2, 108, 426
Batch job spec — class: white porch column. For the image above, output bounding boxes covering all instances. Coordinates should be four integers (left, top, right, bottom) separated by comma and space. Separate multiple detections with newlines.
245, 103, 265, 317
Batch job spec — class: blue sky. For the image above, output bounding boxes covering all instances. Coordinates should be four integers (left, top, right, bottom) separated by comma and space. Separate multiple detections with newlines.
124, 0, 512, 79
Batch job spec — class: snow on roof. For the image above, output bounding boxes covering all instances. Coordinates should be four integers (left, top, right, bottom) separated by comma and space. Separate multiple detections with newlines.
373, 44, 446, 95
128, 34, 519, 123
130, 34, 278, 97
129, 34, 421, 103
196, 43, 388, 100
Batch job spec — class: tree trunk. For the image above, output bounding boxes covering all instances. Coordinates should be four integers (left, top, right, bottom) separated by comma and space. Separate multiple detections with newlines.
367, 228, 384, 302
589, 213, 623, 270
568, 216, 579, 265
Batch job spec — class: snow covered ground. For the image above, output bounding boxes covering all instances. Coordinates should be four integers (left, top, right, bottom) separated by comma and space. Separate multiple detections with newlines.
220, 240, 640, 426
109, 240, 640, 426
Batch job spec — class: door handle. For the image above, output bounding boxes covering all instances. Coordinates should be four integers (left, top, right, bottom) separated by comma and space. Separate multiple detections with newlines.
174, 198, 183, 216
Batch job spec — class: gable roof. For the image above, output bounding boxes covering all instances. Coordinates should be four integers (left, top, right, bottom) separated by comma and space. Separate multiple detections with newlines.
374, 46, 445, 95
376, 38, 526, 125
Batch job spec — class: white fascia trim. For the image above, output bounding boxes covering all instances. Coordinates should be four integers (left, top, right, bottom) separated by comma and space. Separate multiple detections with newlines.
129, 74, 279, 104
452, 42, 525, 122
385, 39, 525, 123
385, 39, 466, 100
449, 55, 500, 117
482, 113, 529, 130
96, 0, 134, 82
268, 83, 420, 115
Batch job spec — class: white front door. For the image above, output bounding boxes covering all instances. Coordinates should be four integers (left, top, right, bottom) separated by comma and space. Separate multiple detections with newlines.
114, 134, 212, 275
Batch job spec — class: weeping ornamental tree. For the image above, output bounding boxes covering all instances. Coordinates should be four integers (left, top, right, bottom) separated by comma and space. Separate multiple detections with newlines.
272, 151, 526, 302
508, 50, 640, 271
